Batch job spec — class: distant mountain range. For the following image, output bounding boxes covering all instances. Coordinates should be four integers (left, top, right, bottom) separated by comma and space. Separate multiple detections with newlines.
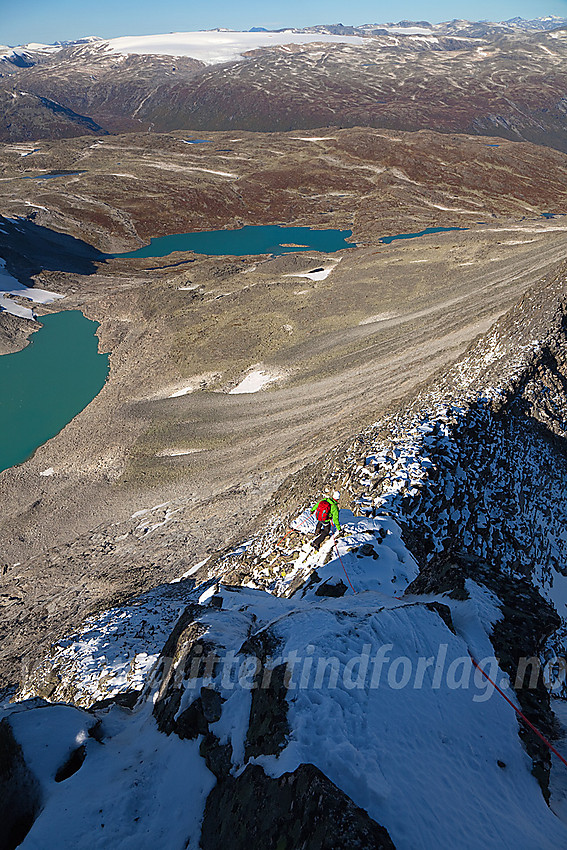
1, 19, 567, 149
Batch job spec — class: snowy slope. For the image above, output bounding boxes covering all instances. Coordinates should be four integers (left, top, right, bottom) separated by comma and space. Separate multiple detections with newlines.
17, 581, 198, 707
6, 700, 215, 850
7, 506, 567, 847
255, 585, 565, 850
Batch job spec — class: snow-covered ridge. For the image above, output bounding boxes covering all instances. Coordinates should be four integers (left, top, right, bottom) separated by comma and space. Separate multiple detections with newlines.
4, 16, 565, 68
337, 270, 567, 671
8, 528, 567, 847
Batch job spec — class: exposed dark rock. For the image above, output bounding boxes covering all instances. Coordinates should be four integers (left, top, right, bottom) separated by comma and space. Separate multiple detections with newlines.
199, 762, 396, 850
172, 686, 224, 741
239, 629, 291, 761
238, 627, 280, 662
87, 720, 104, 743
425, 601, 455, 634
315, 579, 347, 597
153, 685, 183, 737
175, 697, 209, 740
405, 552, 470, 600
200, 686, 223, 723
0, 719, 41, 850
155, 602, 203, 663
153, 603, 217, 735
245, 663, 290, 760
89, 689, 141, 712
54, 744, 86, 782
0, 215, 105, 288
199, 733, 233, 780
292, 568, 322, 598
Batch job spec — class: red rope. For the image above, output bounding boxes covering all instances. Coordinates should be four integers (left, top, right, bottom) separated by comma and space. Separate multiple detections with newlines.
277, 515, 308, 547
334, 540, 356, 594
470, 655, 567, 769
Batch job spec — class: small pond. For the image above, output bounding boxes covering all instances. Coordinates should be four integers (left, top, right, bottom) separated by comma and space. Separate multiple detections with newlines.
379, 227, 467, 245
0, 311, 109, 473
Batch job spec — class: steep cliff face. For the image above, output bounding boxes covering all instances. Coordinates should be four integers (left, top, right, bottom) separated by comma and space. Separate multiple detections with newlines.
5, 264, 567, 847
339, 264, 567, 643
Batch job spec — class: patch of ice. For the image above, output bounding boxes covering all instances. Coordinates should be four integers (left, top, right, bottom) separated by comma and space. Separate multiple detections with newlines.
0, 294, 35, 321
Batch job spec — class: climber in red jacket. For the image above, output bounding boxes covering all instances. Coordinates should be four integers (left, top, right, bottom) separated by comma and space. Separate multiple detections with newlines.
310, 491, 341, 550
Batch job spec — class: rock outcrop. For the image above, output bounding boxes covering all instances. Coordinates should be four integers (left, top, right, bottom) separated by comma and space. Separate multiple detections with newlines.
200, 763, 396, 850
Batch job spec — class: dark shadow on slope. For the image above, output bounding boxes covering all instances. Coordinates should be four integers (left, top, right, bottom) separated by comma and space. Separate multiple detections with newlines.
0, 216, 106, 287
494, 330, 567, 456
36, 96, 107, 135
0, 719, 41, 850
406, 551, 561, 801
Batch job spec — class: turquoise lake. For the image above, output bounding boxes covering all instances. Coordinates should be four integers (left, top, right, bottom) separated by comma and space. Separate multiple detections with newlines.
0, 221, 466, 472
379, 227, 467, 244
0, 311, 109, 473
110, 225, 355, 259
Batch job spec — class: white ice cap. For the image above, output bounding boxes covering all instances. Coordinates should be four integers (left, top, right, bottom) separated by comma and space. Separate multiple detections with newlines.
332, 490, 340, 500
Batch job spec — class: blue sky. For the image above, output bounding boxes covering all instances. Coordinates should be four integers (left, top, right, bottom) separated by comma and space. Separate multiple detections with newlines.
2, 0, 566, 45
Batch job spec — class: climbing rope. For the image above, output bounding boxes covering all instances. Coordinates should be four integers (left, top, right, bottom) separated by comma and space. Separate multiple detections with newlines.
333, 540, 356, 594
470, 655, 567, 769
277, 514, 309, 547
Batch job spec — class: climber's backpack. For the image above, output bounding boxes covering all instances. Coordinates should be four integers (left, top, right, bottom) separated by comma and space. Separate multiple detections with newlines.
316, 500, 331, 523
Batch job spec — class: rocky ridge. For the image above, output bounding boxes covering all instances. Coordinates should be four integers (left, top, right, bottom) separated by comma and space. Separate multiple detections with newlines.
6, 256, 567, 847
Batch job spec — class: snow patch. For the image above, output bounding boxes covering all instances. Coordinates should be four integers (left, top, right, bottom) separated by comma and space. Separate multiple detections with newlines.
290, 136, 337, 142
283, 258, 341, 281
229, 368, 280, 394
0, 258, 63, 320
359, 311, 399, 325
155, 448, 202, 457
